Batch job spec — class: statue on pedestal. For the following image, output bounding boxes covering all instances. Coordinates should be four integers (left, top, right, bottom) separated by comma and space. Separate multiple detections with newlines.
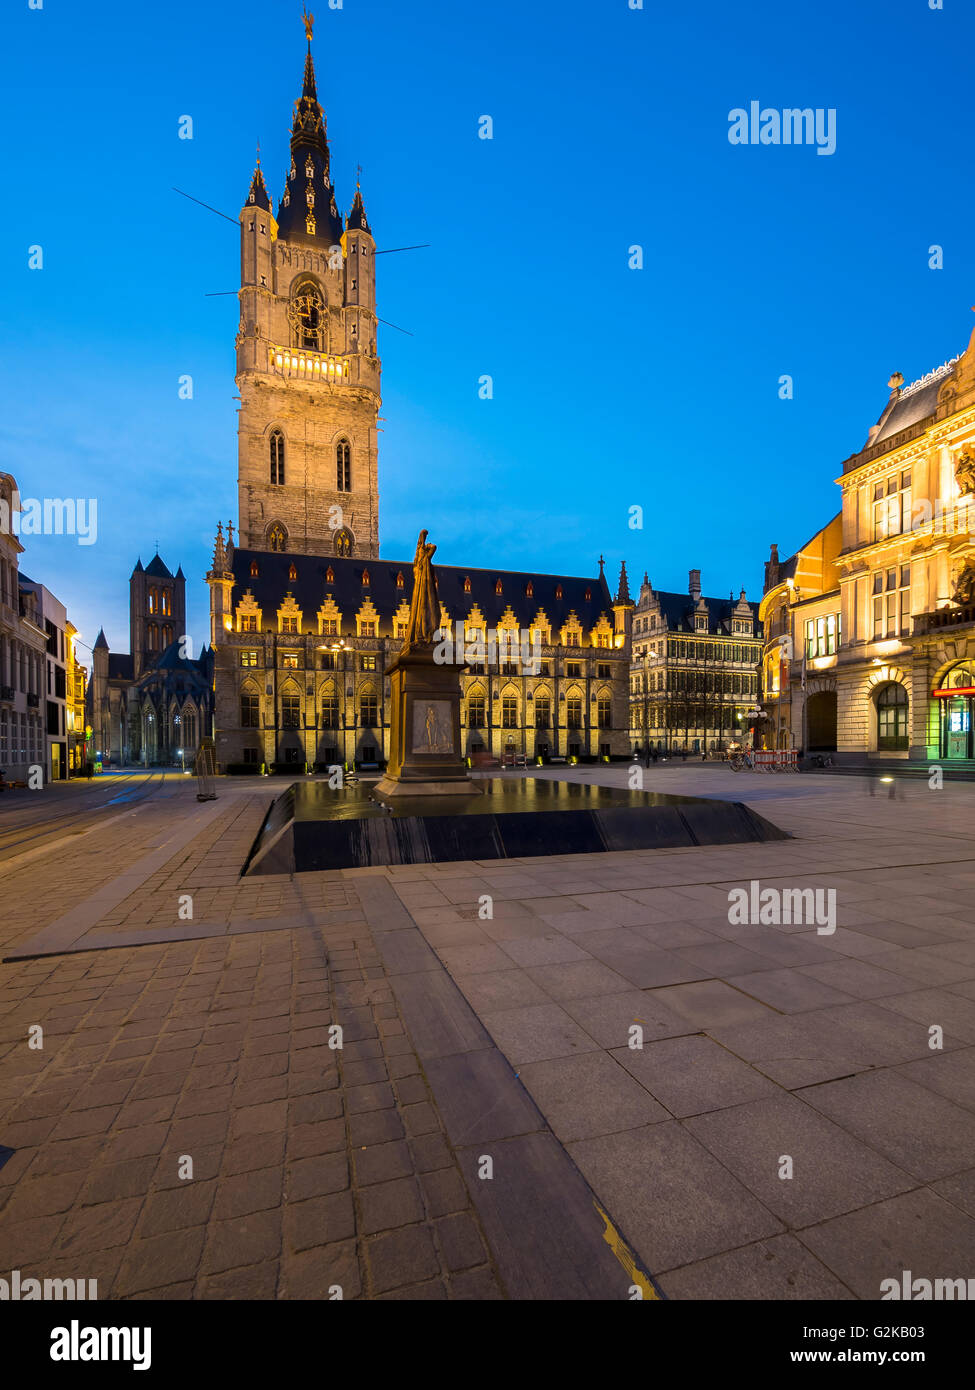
403, 530, 439, 650
375, 527, 475, 797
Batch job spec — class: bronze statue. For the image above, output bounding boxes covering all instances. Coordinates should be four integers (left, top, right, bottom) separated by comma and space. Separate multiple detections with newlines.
403, 529, 440, 648
302, 8, 314, 41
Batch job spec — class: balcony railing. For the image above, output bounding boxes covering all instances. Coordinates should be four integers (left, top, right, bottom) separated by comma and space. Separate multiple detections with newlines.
913, 604, 975, 637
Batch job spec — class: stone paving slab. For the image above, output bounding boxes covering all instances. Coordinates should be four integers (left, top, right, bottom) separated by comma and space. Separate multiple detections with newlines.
3, 765, 975, 1300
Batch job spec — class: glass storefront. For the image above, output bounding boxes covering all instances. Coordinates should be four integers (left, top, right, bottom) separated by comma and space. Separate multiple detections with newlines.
934, 664, 975, 760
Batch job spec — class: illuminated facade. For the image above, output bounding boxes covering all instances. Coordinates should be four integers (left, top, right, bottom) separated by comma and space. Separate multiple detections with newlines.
629, 569, 761, 754
834, 319, 975, 760
758, 516, 842, 751
209, 24, 632, 772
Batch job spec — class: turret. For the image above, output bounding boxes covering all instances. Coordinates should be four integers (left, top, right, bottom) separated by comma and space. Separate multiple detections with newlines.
207, 523, 236, 647
612, 561, 635, 642
343, 177, 377, 357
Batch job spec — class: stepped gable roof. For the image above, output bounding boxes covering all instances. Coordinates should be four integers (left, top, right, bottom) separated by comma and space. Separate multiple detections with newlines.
230, 549, 615, 635
645, 590, 759, 635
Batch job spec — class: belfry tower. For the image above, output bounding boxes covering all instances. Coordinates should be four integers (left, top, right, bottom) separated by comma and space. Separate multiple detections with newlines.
236, 14, 380, 558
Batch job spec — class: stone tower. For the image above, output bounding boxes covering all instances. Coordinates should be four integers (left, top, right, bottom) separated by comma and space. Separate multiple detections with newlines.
236, 21, 381, 559
130, 555, 186, 680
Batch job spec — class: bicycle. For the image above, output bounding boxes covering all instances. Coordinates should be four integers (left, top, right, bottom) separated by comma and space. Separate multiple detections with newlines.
729, 751, 754, 772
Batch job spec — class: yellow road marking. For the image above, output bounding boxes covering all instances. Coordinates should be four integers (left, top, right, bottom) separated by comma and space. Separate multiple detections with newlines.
594, 1200, 660, 1300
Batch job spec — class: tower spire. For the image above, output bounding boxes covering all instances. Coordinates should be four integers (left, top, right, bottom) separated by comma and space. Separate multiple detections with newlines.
615, 560, 632, 605
277, 9, 342, 246
246, 141, 271, 211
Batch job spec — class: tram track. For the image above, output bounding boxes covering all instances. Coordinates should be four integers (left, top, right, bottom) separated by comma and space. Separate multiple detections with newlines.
0, 772, 165, 863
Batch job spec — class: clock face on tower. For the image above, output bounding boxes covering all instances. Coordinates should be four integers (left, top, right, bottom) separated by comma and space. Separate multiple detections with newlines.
287, 287, 326, 351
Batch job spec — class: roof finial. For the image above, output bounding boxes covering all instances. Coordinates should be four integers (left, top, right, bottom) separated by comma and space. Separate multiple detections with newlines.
598, 554, 605, 576
302, 6, 314, 42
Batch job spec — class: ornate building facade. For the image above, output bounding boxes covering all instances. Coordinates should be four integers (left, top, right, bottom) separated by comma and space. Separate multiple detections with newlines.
87, 555, 214, 765
209, 24, 631, 772
758, 516, 842, 751
210, 530, 631, 770
831, 320, 975, 761
628, 567, 762, 756
629, 569, 762, 754
0, 474, 48, 782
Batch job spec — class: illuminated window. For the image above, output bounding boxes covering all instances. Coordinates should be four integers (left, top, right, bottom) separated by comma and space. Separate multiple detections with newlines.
240, 650, 259, 667
281, 616, 299, 634
876, 683, 908, 751
268, 524, 287, 552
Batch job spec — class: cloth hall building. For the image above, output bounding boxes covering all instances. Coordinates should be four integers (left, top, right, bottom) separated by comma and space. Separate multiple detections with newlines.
207, 24, 631, 771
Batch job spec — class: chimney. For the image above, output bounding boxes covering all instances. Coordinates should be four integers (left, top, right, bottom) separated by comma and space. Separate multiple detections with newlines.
688, 569, 701, 602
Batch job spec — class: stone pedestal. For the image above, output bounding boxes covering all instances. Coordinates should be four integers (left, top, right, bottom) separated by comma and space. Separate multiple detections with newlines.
374, 647, 479, 797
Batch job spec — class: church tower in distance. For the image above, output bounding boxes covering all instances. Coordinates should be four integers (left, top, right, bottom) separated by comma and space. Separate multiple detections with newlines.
236, 17, 380, 559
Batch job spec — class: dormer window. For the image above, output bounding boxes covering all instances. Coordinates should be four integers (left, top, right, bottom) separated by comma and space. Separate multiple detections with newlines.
585, 588, 591, 601
555, 584, 563, 599
362, 569, 370, 586
463, 576, 471, 593
250, 561, 259, 577
396, 572, 404, 588
305, 156, 314, 179
526, 581, 534, 597
288, 563, 298, 582
326, 566, 334, 583
495, 579, 503, 595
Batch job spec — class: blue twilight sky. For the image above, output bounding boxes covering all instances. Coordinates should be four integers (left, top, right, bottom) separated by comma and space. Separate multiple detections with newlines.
1, 0, 973, 662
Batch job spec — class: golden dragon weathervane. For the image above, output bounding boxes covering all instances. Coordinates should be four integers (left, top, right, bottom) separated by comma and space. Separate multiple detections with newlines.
302, 7, 314, 41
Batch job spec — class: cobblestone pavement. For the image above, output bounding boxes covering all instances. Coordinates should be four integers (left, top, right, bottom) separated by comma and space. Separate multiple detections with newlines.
2, 766, 975, 1300
0, 776, 503, 1299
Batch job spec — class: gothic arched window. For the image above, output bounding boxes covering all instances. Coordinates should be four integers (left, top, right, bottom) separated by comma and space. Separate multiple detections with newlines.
268, 524, 287, 553
290, 281, 325, 351
335, 529, 352, 557
336, 438, 351, 492
270, 430, 285, 486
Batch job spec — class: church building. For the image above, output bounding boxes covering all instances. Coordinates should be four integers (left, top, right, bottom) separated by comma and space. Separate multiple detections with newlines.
87, 555, 214, 765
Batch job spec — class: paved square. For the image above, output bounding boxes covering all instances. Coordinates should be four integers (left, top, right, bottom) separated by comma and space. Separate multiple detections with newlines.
2, 763, 975, 1299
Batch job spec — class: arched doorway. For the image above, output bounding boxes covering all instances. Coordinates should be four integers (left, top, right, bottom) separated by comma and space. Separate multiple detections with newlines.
933, 662, 975, 759
806, 691, 837, 752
